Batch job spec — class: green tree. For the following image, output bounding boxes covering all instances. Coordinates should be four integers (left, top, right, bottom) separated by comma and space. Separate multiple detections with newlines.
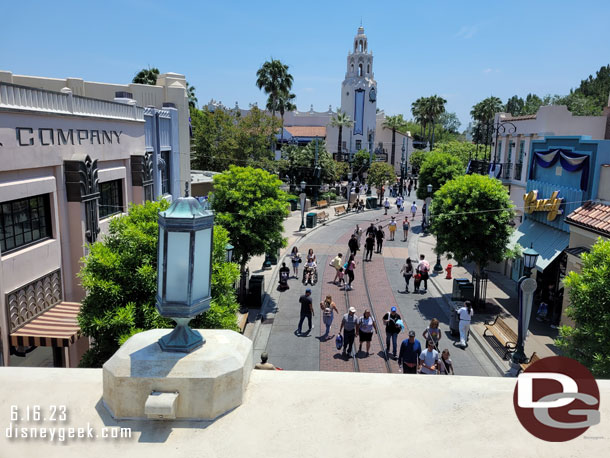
368, 162, 396, 198
269, 90, 296, 147
523, 93, 544, 115
330, 109, 354, 161
77, 200, 240, 367
332, 160, 349, 182
574, 64, 610, 110
187, 82, 198, 109
504, 95, 525, 116
416, 152, 464, 200
383, 114, 407, 166
425, 95, 447, 150
431, 140, 477, 167
556, 238, 610, 378
353, 149, 375, 176
211, 166, 290, 273
237, 106, 281, 166
190, 106, 239, 171
284, 140, 336, 185
132, 67, 160, 85
410, 150, 428, 173
437, 112, 461, 134
430, 174, 514, 302
471, 96, 503, 157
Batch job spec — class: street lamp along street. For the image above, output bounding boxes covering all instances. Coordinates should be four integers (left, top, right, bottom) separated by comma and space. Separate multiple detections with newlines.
299, 180, 307, 231
512, 244, 539, 364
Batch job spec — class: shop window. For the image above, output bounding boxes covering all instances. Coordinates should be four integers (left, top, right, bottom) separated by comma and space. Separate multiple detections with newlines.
161, 150, 171, 195
0, 194, 52, 253
144, 183, 154, 202
99, 180, 124, 219
356, 140, 362, 150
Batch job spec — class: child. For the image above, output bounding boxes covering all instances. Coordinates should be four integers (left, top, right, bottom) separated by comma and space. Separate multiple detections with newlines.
413, 272, 422, 293
337, 267, 345, 287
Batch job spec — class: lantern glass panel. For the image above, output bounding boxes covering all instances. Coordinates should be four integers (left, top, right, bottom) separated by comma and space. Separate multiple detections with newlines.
192, 227, 212, 301
157, 227, 165, 296
165, 231, 190, 302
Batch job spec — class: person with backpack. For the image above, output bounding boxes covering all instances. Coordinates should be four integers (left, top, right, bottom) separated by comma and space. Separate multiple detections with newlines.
458, 300, 473, 348
382, 306, 402, 359
320, 295, 339, 340
400, 258, 413, 293
345, 254, 356, 291
416, 254, 430, 292
422, 318, 442, 350
339, 307, 359, 358
438, 349, 454, 375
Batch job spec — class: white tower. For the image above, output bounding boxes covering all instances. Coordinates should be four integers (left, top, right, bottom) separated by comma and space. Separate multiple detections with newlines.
340, 26, 377, 160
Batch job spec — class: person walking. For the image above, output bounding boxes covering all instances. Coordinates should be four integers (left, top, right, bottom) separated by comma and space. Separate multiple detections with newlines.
354, 225, 363, 247
458, 300, 473, 347
438, 349, 454, 375
320, 295, 339, 340
407, 181, 412, 197
400, 258, 414, 293
383, 198, 390, 215
422, 318, 442, 350
421, 203, 427, 223
366, 222, 376, 238
395, 196, 402, 214
297, 288, 314, 335
410, 202, 417, 220
402, 216, 410, 242
388, 216, 397, 241
364, 232, 375, 262
290, 246, 302, 278
345, 254, 356, 290
375, 225, 385, 254
382, 306, 402, 359
330, 253, 343, 284
419, 340, 440, 374
340, 307, 359, 358
398, 330, 421, 374
357, 309, 378, 355
416, 254, 430, 292
348, 234, 359, 258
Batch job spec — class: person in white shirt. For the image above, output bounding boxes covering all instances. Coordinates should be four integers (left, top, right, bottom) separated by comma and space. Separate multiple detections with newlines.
411, 202, 417, 220
384, 198, 390, 215
457, 300, 474, 347
330, 253, 343, 284
419, 340, 439, 374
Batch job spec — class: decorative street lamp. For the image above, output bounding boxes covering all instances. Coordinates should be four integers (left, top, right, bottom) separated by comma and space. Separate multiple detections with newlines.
225, 243, 234, 263
512, 244, 539, 364
492, 120, 517, 163
424, 184, 432, 234
347, 172, 353, 212
299, 180, 307, 231
156, 184, 214, 353
400, 138, 406, 197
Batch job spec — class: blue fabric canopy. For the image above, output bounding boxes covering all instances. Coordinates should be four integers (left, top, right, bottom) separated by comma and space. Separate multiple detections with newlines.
529, 149, 590, 190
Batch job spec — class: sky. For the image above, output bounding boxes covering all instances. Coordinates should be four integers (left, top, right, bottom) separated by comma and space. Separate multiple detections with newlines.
1, 0, 609, 128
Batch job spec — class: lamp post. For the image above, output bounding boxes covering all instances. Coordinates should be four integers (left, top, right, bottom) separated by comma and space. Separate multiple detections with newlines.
299, 180, 307, 231
225, 243, 234, 263
424, 183, 432, 234
492, 120, 517, 163
314, 136, 320, 205
156, 184, 214, 353
347, 171, 353, 212
400, 138, 406, 197
511, 245, 539, 364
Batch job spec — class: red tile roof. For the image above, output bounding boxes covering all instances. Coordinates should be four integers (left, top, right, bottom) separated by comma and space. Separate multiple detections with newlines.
285, 126, 326, 137
501, 114, 537, 121
566, 201, 610, 236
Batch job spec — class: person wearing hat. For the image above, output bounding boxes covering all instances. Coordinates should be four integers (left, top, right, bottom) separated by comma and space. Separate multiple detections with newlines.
297, 288, 314, 336
254, 352, 276, 370
382, 306, 402, 359
339, 306, 359, 358
398, 330, 421, 374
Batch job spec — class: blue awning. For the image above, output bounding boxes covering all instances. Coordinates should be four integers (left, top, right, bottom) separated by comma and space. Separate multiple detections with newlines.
510, 219, 569, 272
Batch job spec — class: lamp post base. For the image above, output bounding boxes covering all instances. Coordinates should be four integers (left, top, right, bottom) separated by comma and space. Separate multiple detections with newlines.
434, 254, 443, 272
511, 345, 527, 364
158, 318, 204, 353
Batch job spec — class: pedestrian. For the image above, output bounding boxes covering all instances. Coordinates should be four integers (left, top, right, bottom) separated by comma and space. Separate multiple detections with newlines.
400, 258, 414, 293
364, 232, 375, 261
303, 257, 317, 285
307, 248, 316, 263
422, 203, 427, 222
458, 300, 473, 347
413, 271, 422, 293
337, 267, 345, 287
297, 288, 314, 335
290, 246, 302, 278
402, 216, 410, 241
438, 349, 454, 375
320, 295, 339, 340
384, 198, 390, 215
422, 318, 441, 350
375, 225, 385, 254
345, 254, 356, 290
411, 202, 417, 220
416, 254, 430, 292
339, 306, 358, 358
254, 352, 276, 370
398, 330, 421, 374
400, 198, 405, 213
354, 224, 363, 248
358, 309, 378, 355
330, 253, 343, 284
382, 306, 402, 358
407, 182, 412, 197
366, 222, 376, 237
348, 234, 359, 258
419, 339, 440, 374
278, 262, 290, 291
395, 196, 402, 214
388, 216, 397, 241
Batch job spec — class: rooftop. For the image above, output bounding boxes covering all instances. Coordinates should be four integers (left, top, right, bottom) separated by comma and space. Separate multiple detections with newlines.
284, 125, 326, 138
566, 200, 610, 236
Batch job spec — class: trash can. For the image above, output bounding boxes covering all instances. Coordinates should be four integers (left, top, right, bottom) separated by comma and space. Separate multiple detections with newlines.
449, 302, 461, 336
458, 282, 475, 302
306, 212, 317, 228
366, 196, 378, 209
248, 275, 265, 309
288, 199, 298, 211
452, 278, 470, 301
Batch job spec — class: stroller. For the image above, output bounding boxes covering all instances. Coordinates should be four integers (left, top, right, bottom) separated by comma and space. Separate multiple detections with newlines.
302, 265, 318, 286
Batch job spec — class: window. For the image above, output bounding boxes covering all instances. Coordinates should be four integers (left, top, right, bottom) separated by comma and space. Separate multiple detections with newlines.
508, 142, 514, 162
144, 183, 154, 202
161, 150, 171, 195
498, 141, 502, 159
358, 64, 363, 77
355, 140, 362, 150
519, 140, 525, 163
99, 180, 124, 219
0, 194, 52, 253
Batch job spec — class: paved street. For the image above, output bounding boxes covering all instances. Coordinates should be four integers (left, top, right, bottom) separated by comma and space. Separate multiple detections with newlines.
257, 194, 502, 376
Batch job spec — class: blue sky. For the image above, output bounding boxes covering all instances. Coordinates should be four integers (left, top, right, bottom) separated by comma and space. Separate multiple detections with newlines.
1, 0, 609, 127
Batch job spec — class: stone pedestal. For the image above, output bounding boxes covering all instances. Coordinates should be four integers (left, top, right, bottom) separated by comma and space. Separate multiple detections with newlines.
103, 329, 253, 420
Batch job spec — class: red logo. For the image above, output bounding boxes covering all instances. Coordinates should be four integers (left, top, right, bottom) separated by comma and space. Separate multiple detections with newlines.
513, 356, 600, 441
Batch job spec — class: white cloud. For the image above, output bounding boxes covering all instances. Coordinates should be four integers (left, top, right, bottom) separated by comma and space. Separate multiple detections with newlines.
455, 25, 478, 39
483, 68, 501, 74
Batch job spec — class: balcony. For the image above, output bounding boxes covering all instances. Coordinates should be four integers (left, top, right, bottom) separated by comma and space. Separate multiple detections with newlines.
501, 163, 512, 180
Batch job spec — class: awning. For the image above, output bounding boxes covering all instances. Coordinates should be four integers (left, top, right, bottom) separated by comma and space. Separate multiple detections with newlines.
510, 219, 569, 272
10, 302, 81, 348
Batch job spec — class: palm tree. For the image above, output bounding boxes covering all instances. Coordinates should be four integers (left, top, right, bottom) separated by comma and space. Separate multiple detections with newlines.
187, 82, 198, 109
426, 95, 447, 150
132, 67, 160, 85
269, 90, 296, 149
383, 114, 407, 166
330, 109, 354, 161
470, 96, 503, 159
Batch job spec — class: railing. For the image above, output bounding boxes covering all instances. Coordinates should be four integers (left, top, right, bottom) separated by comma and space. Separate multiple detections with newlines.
467, 159, 489, 175
514, 162, 523, 181
501, 163, 512, 180
0, 82, 144, 121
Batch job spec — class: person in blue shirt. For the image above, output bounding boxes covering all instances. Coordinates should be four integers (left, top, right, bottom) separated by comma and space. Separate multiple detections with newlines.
398, 330, 421, 374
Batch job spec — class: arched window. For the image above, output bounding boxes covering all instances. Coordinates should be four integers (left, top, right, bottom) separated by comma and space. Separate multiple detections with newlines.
354, 41, 357, 52
359, 40, 363, 52
351, 64, 354, 73
365, 42, 367, 52
358, 64, 363, 77
367, 64, 370, 74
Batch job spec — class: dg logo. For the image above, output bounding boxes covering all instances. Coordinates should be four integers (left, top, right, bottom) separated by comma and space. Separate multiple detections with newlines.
513, 356, 600, 441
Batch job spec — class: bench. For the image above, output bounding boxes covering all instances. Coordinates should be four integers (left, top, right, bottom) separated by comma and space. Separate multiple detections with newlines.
317, 199, 329, 209
334, 205, 346, 216
484, 315, 518, 359
519, 352, 541, 373
317, 211, 329, 223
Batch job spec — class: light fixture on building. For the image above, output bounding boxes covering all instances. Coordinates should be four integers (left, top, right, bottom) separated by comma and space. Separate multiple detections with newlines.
427, 183, 433, 194
225, 243, 234, 263
522, 244, 539, 276
156, 184, 214, 353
